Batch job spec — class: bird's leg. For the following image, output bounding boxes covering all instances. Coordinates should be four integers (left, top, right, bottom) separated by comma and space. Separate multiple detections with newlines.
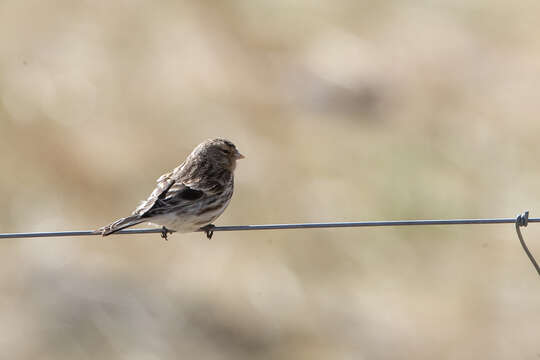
161, 226, 172, 241
200, 224, 215, 239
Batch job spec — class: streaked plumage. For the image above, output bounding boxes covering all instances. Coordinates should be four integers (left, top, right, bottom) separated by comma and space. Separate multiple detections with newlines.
96, 138, 244, 239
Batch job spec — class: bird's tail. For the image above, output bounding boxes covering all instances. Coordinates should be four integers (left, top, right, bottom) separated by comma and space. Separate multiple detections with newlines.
95, 215, 145, 236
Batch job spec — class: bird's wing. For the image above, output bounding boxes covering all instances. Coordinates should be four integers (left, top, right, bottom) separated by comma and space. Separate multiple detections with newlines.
143, 182, 206, 217
133, 168, 218, 219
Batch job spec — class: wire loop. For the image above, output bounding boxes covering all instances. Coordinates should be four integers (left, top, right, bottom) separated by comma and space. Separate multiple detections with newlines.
515, 211, 540, 277
516, 211, 529, 227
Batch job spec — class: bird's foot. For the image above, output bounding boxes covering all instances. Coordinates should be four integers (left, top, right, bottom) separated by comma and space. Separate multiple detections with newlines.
199, 224, 215, 239
161, 226, 173, 241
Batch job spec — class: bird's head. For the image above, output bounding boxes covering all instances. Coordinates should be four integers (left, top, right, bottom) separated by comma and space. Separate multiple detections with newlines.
195, 138, 244, 171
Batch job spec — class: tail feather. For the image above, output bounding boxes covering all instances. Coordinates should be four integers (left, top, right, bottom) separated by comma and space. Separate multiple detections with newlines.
96, 215, 145, 236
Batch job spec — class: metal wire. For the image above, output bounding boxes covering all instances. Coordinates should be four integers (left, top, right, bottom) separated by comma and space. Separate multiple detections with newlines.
0, 228, 163, 239
2, 216, 540, 238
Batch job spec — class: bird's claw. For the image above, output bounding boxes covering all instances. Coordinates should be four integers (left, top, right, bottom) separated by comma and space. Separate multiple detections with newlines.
161, 226, 172, 240
200, 224, 215, 239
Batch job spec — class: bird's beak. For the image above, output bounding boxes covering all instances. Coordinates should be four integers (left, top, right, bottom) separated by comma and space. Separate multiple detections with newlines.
235, 151, 245, 160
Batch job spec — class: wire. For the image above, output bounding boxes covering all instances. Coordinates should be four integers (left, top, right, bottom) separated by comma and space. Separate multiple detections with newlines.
515, 211, 540, 276
0, 228, 162, 239
1, 217, 539, 239
1, 217, 540, 238
1, 214, 537, 277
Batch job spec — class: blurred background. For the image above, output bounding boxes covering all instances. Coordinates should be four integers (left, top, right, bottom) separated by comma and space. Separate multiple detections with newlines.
1, 0, 540, 358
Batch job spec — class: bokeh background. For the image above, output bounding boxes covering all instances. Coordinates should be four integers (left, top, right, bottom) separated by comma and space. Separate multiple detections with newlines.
1, 0, 540, 359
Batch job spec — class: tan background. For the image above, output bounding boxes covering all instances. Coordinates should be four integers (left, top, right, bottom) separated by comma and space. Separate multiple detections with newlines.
1, 1, 540, 359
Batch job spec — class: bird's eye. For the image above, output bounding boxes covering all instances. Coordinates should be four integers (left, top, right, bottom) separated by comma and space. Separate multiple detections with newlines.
221, 148, 230, 154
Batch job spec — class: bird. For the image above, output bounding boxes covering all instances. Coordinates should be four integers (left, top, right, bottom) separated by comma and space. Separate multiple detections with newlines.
96, 138, 244, 240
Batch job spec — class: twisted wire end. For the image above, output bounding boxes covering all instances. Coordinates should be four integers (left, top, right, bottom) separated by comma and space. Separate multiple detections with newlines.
516, 211, 529, 227
515, 210, 539, 277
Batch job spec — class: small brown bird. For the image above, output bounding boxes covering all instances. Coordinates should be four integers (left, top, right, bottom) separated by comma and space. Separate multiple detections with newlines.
97, 138, 244, 239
